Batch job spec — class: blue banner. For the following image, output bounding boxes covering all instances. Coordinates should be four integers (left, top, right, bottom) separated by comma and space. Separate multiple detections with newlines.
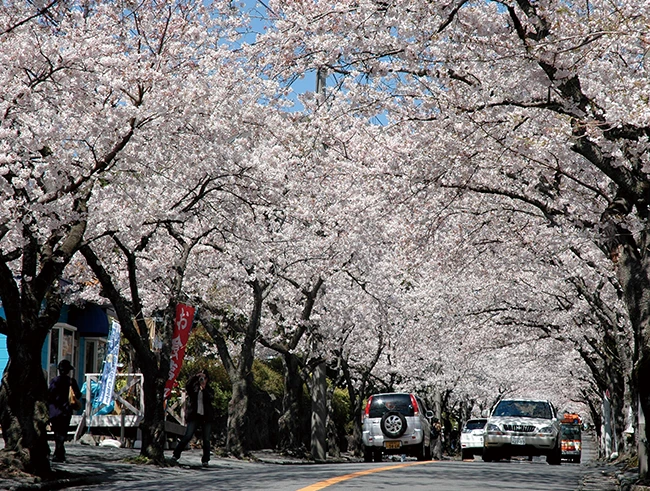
98, 318, 121, 407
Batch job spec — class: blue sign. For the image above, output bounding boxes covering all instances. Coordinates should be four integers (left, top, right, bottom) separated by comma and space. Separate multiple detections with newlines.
98, 318, 121, 407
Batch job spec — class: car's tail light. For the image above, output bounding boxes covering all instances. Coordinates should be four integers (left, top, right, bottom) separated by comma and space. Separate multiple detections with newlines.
363, 396, 373, 422
410, 394, 419, 415
562, 440, 581, 451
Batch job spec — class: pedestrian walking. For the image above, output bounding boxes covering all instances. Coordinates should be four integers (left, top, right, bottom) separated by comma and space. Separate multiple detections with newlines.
432, 418, 443, 460
47, 359, 81, 462
172, 371, 214, 467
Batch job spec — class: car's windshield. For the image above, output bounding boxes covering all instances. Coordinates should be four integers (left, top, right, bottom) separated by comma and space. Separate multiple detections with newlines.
465, 420, 487, 430
493, 400, 552, 419
368, 394, 415, 418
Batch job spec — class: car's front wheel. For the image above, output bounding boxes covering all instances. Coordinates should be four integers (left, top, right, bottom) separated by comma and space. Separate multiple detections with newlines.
547, 441, 562, 465
482, 448, 494, 462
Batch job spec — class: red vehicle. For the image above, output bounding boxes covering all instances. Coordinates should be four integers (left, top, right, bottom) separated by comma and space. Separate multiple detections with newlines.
561, 413, 582, 425
560, 414, 582, 463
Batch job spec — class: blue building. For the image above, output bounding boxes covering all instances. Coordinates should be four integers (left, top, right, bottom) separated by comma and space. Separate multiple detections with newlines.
2, 303, 189, 444
0, 327, 7, 377
0, 303, 110, 385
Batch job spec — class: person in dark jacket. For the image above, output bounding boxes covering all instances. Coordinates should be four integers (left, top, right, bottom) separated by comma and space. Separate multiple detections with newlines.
47, 359, 81, 462
172, 371, 214, 466
431, 417, 443, 460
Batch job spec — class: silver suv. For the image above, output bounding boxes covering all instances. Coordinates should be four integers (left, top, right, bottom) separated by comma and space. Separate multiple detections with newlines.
482, 398, 562, 465
361, 392, 434, 462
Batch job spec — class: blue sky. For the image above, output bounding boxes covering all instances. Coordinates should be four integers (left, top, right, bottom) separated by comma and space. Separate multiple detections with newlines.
242, 0, 317, 110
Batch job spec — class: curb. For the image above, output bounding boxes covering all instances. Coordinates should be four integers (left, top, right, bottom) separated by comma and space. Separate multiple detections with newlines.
9, 477, 99, 491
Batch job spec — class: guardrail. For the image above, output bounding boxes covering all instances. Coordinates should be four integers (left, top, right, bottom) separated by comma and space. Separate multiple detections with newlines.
72, 373, 186, 443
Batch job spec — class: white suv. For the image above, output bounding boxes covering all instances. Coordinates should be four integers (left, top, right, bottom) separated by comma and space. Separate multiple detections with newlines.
361, 392, 434, 462
482, 398, 562, 464
460, 418, 487, 460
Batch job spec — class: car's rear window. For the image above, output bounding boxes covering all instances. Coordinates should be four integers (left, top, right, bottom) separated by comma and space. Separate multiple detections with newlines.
465, 419, 487, 430
369, 394, 415, 418
561, 425, 582, 439
493, 400, 552, 419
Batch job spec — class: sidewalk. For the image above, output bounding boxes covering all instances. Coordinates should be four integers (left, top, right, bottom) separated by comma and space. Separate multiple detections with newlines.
0, 441, 336, 490
1, 442, 143, 491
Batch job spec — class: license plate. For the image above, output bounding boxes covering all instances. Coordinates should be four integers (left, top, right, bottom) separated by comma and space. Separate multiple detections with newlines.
385, 441, 401, 449
511, 436, 526, 445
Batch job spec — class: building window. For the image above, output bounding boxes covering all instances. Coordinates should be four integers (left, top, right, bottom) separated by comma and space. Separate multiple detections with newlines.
84, 338, 107, 374
48, 323, 78, 382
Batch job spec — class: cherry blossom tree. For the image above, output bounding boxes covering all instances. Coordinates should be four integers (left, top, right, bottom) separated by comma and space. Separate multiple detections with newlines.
252, 0, 650, 473
387, 186, 626, 438
190, 111, 391, 456
1, 0, 270, 467
0, 1, 141, 474
73, 4, 283, 459
194, 268, 269, 457
4, 0, 644, 474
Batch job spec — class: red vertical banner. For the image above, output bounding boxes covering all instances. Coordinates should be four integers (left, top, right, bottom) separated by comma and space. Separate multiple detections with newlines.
164, 303, 195, 399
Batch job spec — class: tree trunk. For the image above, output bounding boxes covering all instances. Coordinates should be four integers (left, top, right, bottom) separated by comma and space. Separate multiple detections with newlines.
310, 361, 327, 461
200, 276, 265, 457
138, 362, 169, 462
338, 340, 383, 457
602, 392, 615, 458
198, 311, 257, 457
0, 200, 86, 476
226, 374, 252, 456
325, 382, 340, 458
224, 305, 258, 457
639, 396, 648, 477
432, 390, 443, 460
80, 244, 180, 464
2, 330, 51, 476
0, 287, 64, 477
277, 353, 307, 455
344, 383, 364, 457
584, 390, 603, 442
637, 360, 650, 479
260, 278, 324, 456
614, 239, 650, 477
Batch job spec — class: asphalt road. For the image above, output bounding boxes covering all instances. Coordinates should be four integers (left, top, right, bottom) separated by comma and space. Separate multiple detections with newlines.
61, 458, 615, 491
56, 433, 619, 491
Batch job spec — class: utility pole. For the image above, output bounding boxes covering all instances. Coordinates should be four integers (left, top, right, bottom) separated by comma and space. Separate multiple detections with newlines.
310, 67, 328, 463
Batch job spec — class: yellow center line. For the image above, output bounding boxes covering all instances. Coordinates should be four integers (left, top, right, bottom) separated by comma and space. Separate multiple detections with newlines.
296, 460, 436, 491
